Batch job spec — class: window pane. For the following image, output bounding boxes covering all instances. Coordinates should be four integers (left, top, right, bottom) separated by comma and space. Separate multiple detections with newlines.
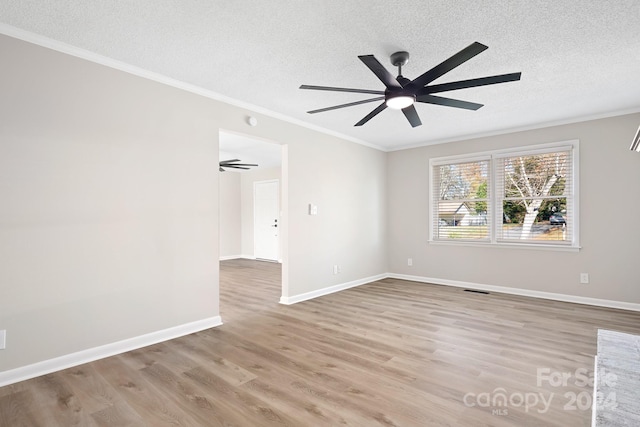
434, 160, 490, 241
498, 150, 571, 243
438, 161, 488, 200
437, 201, 489, 240
501, 198, 568, 242
430, 142, 576, 247
502, 152, 569, 199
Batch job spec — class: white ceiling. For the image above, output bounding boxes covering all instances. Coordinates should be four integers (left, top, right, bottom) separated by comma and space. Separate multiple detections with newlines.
1, 1, 640, 152
220, 131, 281, 172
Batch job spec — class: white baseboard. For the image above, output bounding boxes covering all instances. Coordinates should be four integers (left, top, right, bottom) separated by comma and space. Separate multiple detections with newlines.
3, 273, 636, 388
387, 273, 640, 312
0, 316, 222, 387
219, 255, 257, 261
280, 274, 387, 305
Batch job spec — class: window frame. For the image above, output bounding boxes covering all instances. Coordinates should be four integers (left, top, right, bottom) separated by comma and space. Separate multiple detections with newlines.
428, 140, 580, 251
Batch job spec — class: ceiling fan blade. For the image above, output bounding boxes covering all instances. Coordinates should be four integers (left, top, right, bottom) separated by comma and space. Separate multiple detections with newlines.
300, 85, 385, 95
420, 72, 522, 94
224, 165, 250, 170
307, 96, 385, 114
220, 159, 241, 164
355, 102, 387, 126
408, 42, 488, 89
416, 94, 483, 110
402, 105, 422, 127
223, 163, 259, 167
358, 55, 402, 89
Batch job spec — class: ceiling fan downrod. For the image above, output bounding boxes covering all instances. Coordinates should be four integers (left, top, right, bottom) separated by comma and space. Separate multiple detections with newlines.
390, 51, 410, 78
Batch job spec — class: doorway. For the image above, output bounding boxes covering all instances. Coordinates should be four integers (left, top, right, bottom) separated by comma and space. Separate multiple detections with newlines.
218, 130, 286, 320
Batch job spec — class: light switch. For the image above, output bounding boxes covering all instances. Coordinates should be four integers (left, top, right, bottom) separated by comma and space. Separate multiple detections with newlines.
309, 204, 318, 215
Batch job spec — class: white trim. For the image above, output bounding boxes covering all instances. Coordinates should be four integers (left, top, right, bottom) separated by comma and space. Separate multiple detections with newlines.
388, 107, 640, 152
0, 316, 222, 387
592, 355, 598, 427
3, 24, 639, 155
282, 272, 640, 311
386, 273, 640, 312
4, 269, 638, 387
430, 154, 492, 166
279, 274, 387, 305
427, 240, 581, 252
493, 142, 576, 158
430, 140, 580, 249
219, 255, 260, 261
0, 23, 381, 152
572, 141, 581, 248
429, 140, 579, 164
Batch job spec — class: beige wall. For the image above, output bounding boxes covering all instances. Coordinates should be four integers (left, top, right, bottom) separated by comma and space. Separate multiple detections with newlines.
219, 172, 241, 258
286, 138, 388, 296
0, 34, 389, 373
387, 113, 640, 304
0, 35, 221, 371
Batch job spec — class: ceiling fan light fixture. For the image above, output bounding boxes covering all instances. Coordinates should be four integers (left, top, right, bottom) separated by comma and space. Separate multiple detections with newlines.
386, 93, 415, 110
630, 125, 640, 152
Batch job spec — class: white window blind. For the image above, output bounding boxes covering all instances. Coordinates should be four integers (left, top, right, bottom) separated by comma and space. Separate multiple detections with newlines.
495, 147, 573, 244
430, 141, 578, 248
432, 159, 490, 241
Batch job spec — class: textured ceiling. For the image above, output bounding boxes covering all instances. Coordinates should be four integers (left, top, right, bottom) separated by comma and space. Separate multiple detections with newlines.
220, 132, 281, 172
1, 1, 640, 151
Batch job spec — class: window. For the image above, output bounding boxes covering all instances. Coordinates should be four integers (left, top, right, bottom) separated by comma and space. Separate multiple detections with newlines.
430, 141, 578, 249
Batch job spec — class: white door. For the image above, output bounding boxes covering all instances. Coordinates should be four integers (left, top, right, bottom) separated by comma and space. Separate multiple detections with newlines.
254, 180, 279, 261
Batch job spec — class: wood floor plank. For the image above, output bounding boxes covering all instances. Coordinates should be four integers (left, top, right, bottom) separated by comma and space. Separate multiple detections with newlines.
0, 390, 47, 427
90, 400, 146, 427
139, 361, 263, 427
1, 258, 639, 426
27, 374, 100, 427
60, 364, 125, 415
92, 355, 204, 426
164, 338, 259, 387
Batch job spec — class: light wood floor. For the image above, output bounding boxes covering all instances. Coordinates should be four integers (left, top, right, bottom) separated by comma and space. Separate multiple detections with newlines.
2, 259, 640, 426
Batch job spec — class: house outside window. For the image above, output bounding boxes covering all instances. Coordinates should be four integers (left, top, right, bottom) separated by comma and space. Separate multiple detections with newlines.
430, 141, 579, 250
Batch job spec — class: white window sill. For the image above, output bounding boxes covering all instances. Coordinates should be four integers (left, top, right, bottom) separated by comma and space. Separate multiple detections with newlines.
428, 239, 581, 252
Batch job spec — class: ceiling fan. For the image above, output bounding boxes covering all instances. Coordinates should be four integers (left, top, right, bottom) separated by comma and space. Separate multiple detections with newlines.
300, 42, 521, 128
219, 159, 258, 172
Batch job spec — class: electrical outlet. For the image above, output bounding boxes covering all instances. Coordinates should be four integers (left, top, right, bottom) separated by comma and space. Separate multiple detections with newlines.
408, 258, 413, 266
333, 265, 339, 275
580, 273, 590, 284
0, 330, 6, 350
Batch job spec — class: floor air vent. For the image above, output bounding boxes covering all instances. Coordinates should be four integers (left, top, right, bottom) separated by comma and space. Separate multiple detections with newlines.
464, 289, 490, 295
